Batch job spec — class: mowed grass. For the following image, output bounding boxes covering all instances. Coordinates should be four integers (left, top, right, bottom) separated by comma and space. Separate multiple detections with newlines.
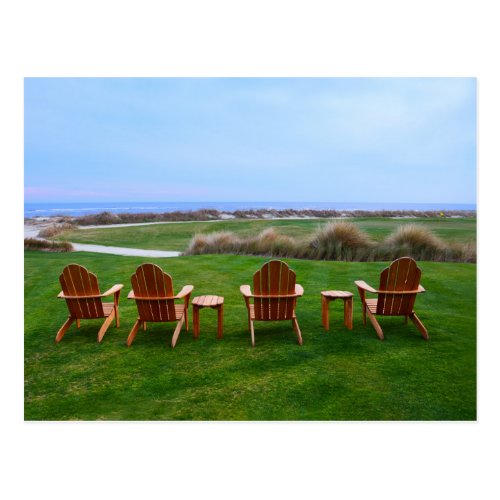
25, 251, 476, 420
56, 217, 476, 251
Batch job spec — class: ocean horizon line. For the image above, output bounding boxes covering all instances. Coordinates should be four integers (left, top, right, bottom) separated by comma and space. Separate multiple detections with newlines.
24, 201, 477, 218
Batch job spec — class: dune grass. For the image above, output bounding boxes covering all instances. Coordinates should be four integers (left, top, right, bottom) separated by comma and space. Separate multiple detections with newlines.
185, 223, 474, 262
24, 250, 476, 420
55, 217, 476, 251
24, 238, 73, 252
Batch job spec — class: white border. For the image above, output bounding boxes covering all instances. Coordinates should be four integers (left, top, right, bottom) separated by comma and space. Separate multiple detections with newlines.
3, 1, 498, 499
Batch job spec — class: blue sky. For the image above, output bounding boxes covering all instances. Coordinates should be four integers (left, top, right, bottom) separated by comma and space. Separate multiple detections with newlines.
24, 77, 476, 203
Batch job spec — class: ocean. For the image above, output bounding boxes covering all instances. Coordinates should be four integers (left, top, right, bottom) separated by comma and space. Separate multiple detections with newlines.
24, 201, 477, 218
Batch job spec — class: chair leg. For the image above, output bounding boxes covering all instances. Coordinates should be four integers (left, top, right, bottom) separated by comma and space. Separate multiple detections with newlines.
250, 319, 255, 347
409, 312, 429, 340
185, 306, 189, 331
127, 319, 142, 346
193, 306, 200, 338
362, 303, 367, 325
171, 314, 185, 348
143, 321, 147, 331
217, 304, 224, 339
366, 309, 384, 340
76, 319, 81, 329
321, 295, 329, 330
55, 317, 74, 343
97, 310, 115, 343
292, 317, 303, 346
114, 305, 120, 328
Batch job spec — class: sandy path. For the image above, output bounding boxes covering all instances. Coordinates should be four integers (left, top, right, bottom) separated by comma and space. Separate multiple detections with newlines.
71, 243, 180, 258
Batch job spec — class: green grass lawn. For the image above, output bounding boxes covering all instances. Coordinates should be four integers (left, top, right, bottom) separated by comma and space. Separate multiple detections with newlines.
56, 217, 476, 251
25, 250, 476, 420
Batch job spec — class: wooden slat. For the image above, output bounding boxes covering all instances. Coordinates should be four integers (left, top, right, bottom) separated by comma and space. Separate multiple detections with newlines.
60, 266, 83, 318
269, 261, 281, 320
260, 262, 270, 320
249, 304, 296, 321
282, 264, 296, 320
277, 262, 288, 319
102, 303, 115, 316
391, 259, 416, 314
400, 262, 420, 315
366, 299, 378, 313
253, 268, 263, 320
141, 264, 162, 321
153, 264, 170, 321
384, 258, 399, 314
85, 267, 102, 318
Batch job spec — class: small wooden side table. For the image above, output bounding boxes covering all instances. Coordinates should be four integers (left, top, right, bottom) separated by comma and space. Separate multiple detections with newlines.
192, 295, 224, 339
321, 291, 353, 331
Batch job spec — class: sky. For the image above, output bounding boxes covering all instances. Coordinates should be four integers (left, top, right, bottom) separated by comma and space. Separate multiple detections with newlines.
24, 77, 476, 204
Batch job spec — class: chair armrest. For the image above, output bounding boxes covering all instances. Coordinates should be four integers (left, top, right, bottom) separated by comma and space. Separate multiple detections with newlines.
128, 290, 136, 300
295, 284, 304, 297
58, 291, 101, 299
174, 285, 194, 299
101, 284, 124, 297
418, 284, 426, 293
240, 285, 252, 297
354, 280, 377, 293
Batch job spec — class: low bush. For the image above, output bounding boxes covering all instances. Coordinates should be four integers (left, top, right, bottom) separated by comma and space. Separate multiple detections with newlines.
24, 238, 73, 252
307, 222, 374, 261
377, 224, 447, 261
245, 228, 298, 257
185, 231, 240, 255
38, 222, 75, 238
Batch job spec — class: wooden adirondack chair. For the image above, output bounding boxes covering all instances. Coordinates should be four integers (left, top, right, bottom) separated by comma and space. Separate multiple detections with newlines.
56, 264, 123, 343
240, 260, 304, 346
355, 256, 428, 340
127, 263, 194, 348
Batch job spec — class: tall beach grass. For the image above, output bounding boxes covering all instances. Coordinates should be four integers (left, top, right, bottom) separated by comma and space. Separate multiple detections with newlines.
185, 222, 476, 263
24, 238, 73, 252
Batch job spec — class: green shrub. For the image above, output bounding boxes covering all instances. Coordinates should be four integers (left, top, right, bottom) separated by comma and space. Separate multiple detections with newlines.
24, 238, 73, 252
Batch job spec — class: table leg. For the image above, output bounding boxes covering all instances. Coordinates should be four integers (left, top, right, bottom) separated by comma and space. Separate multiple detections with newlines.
193, 306, 200, 338
344, 297, 353, 330
217, 304, 224, 339
322, 295, 329, 331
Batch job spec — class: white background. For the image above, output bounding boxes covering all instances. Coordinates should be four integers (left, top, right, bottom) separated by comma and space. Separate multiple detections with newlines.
1, 1, 497, 499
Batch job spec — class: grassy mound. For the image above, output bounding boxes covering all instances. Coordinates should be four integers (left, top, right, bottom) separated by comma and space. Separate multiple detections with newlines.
24, 238, 73, 252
